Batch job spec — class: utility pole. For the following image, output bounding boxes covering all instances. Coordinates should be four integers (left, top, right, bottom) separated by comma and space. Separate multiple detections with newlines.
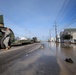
49, 29, 51, 42
54, 21, 57, 43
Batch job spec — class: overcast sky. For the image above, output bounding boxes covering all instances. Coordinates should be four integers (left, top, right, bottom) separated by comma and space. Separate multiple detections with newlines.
0, 0, 76, 40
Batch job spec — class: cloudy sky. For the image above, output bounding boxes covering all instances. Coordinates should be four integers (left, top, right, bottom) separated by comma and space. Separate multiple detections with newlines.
0, 0, 76, 40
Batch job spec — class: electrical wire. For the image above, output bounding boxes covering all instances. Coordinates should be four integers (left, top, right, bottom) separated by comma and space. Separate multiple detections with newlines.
0, 7, 35, 37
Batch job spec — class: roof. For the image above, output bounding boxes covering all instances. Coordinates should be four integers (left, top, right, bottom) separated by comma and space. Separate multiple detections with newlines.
64, 28, 76, 32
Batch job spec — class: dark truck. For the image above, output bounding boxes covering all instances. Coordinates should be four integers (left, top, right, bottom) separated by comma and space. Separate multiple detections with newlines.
0, 15, 15, 49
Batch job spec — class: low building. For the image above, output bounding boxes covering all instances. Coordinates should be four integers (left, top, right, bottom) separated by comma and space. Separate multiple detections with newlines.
60, 28, 76, 43
20, 37, 28, 40
50, 38, 55, 42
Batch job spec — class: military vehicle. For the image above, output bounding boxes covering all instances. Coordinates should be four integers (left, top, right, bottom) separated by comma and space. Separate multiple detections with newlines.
0, 15, 39, 49
0, 15, 15, 49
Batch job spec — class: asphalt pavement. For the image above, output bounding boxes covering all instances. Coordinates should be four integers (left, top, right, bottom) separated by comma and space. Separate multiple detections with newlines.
0, 42, 76, 75
0, 43, 42, 73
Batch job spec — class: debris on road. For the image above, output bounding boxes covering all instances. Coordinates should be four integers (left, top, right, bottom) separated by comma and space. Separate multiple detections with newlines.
65, 58, 73, 63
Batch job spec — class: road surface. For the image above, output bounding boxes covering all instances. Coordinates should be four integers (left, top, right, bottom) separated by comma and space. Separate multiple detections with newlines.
0, 42, 76, 75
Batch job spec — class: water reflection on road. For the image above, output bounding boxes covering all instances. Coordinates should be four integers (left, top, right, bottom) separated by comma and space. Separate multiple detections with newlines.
49, 42, 76, 62
49, 42, 76, 75
61, 43, 76, 62
0, 42, 76, 75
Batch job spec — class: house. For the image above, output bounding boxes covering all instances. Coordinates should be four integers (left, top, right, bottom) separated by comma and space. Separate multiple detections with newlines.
60, 28, 76, 43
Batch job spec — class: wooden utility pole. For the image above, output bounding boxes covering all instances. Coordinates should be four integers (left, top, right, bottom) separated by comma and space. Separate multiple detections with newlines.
55, 21, 57, 43
49, 29, 51, 41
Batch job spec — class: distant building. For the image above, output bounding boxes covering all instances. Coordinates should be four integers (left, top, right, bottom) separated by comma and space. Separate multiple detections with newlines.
53, 35, 60, 43
60, 28, 76, 43
20, 37, 28, 40
50, 38, 55, 42
49, 36, 60, 42
57, 35, 60, 43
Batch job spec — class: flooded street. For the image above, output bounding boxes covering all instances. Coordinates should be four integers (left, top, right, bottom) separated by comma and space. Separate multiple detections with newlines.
49, 42, 76, 75
0, 0, 76, 75
0, 42, 76, 75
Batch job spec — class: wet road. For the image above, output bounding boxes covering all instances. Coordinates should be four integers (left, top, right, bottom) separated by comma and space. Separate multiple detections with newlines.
0, 43, 41, 66
0, 42, 76, 75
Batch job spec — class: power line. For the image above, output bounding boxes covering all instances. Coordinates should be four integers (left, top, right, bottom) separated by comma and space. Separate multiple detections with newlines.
59, 1, 76, 25
51, 0, 76, 38
0, 7, 35, 37
56, 0, 73, 26
57, 18, 76, 34
55, 0, 76, 34
53, 15, 76, 38
0, 7, 24, 29
55, 0, 67, 21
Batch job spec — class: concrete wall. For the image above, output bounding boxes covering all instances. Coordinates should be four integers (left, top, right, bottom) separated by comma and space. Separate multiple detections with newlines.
72, 32, 76, 40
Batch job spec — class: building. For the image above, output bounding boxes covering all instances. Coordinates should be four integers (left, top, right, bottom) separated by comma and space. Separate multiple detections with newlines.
60, 28, 76, 43
50, 38, 55, 42
20, 37, 28, 40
